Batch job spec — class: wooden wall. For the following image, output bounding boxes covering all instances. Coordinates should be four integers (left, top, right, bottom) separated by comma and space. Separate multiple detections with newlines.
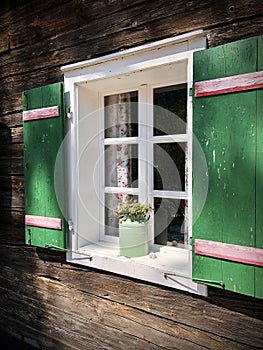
0, 1, 263, 349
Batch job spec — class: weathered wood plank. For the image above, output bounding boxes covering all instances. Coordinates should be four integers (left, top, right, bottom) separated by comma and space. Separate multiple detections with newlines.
0, 125, 23, 144
25, 215, 62, 230
0, 1, 263, 350
23, 106, 59, 122
0, 175, 24, 210
0, 159, 24, 175
195, 71, 263, 97
0, 18, 262, 116
0, 143, 23, 158
0, 264, 261, 350
0, 245, 262, 349
0, 210, 24, 244
207, 17, 263, 47
195, 239, 263, 267
0, 0, 145, 50
0, 113, 23, 128
0, 0, 25, 16
1, 0, 262, 54
1, 0, 263, 81
0, 144, 24, 175
0, 34, 9, 54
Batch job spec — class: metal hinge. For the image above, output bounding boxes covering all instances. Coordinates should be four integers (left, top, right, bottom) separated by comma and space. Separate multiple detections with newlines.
22, 92, 28, 110
189, 87, 194, 97
64, 91, 72, 119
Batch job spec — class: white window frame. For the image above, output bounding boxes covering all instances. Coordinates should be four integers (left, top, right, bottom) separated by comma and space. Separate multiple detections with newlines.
62, 30, 207, 296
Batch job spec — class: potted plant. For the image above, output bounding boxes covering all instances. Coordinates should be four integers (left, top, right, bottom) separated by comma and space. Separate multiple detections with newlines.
114, 200, 153, 258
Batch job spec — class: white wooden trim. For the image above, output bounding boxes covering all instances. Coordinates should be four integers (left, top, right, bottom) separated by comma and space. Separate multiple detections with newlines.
150, 134, 188, 143
61, 30, 205, 73
104, 187, 140, 195
153, 190, 188, 199
63, 31, 207, 295
104, 136, 139, 145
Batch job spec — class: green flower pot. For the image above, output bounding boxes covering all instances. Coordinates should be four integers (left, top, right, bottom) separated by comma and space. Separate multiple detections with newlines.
119, 219, 149, 258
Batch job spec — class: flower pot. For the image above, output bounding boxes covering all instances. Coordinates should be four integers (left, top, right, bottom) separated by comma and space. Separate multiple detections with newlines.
119, 219, 149, 258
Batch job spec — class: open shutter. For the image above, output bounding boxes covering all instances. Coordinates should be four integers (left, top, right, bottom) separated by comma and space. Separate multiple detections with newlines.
192, 35, 263, 298
23, 82, 68, 250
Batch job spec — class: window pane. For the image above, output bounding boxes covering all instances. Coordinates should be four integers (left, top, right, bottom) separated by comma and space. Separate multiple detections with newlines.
153, 84, 187, 135
105, 144, 138, 188
154, 143, 186, 191
104, 91, 138, 138
105, 194, 138, 236
154, 198, 188, 247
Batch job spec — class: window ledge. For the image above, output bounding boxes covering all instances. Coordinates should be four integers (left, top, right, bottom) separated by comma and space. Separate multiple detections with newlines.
67, 243, 207, 296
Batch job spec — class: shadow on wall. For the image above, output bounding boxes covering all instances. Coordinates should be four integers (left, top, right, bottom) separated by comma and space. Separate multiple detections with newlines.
0, 329, 36, 350
0, 122, 13, 241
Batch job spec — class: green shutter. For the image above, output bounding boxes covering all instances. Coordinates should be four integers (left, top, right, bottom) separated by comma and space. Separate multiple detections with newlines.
23, 82, 68, 250
192, 36, 263, 298
255, 36, 263, 298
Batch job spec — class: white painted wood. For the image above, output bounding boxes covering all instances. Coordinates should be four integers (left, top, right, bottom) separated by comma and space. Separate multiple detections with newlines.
104, 187, 140, 195
70, 242, 207, 296
150, 134, 188, 143
153, 190, 188, 199
61, 30, 205, 73
63, 30, 207, 295
104, 136, 139, 145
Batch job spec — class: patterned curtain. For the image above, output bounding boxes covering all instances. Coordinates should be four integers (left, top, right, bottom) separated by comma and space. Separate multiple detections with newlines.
104, 93, 132, 236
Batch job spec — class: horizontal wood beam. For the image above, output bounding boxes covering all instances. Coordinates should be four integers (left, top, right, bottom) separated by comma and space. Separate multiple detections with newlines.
23, 106, 60, 122
194, 70, 263, 97
25, 215, 62, 230
194, 239, 263, 267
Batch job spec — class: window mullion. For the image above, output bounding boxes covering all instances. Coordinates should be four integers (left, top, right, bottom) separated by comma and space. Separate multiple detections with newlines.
99, 92, 106, 241
138, 85, 149, 204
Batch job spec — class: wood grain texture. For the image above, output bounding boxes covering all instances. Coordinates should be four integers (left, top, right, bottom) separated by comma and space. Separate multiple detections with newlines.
0, 245, 262, 350
1, 1, 263, 349
25, 215, 62, 230
23, 106, 59, 122
195, 70, 263, 97
195, 239, 263, 267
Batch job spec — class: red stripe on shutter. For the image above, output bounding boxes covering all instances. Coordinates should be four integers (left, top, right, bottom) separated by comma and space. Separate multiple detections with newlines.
195, 239, 263, 267
23, 106, 60, 122
195, 70, 263, 97
25, 215, 62, 230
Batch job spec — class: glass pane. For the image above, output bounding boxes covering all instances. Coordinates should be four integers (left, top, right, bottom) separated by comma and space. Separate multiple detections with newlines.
105, 144, 138, 188
154, 198, 188, 247
104, 91, 138, 138
105, 194, 138, 236
153, 84, 187, 136
154, 143, 186, 191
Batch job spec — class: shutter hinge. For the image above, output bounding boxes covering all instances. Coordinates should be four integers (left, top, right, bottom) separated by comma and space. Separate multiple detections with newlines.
22, 92, 28, 110
189, 87, 194, 97
64, 91, 72, 119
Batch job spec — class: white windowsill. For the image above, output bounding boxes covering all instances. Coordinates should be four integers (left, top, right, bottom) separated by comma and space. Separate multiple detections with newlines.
67, 243, 207, 296
63, 30, 208, 297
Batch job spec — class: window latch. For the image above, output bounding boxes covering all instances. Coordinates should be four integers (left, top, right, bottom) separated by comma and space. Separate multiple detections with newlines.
68, 220, 74, 231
